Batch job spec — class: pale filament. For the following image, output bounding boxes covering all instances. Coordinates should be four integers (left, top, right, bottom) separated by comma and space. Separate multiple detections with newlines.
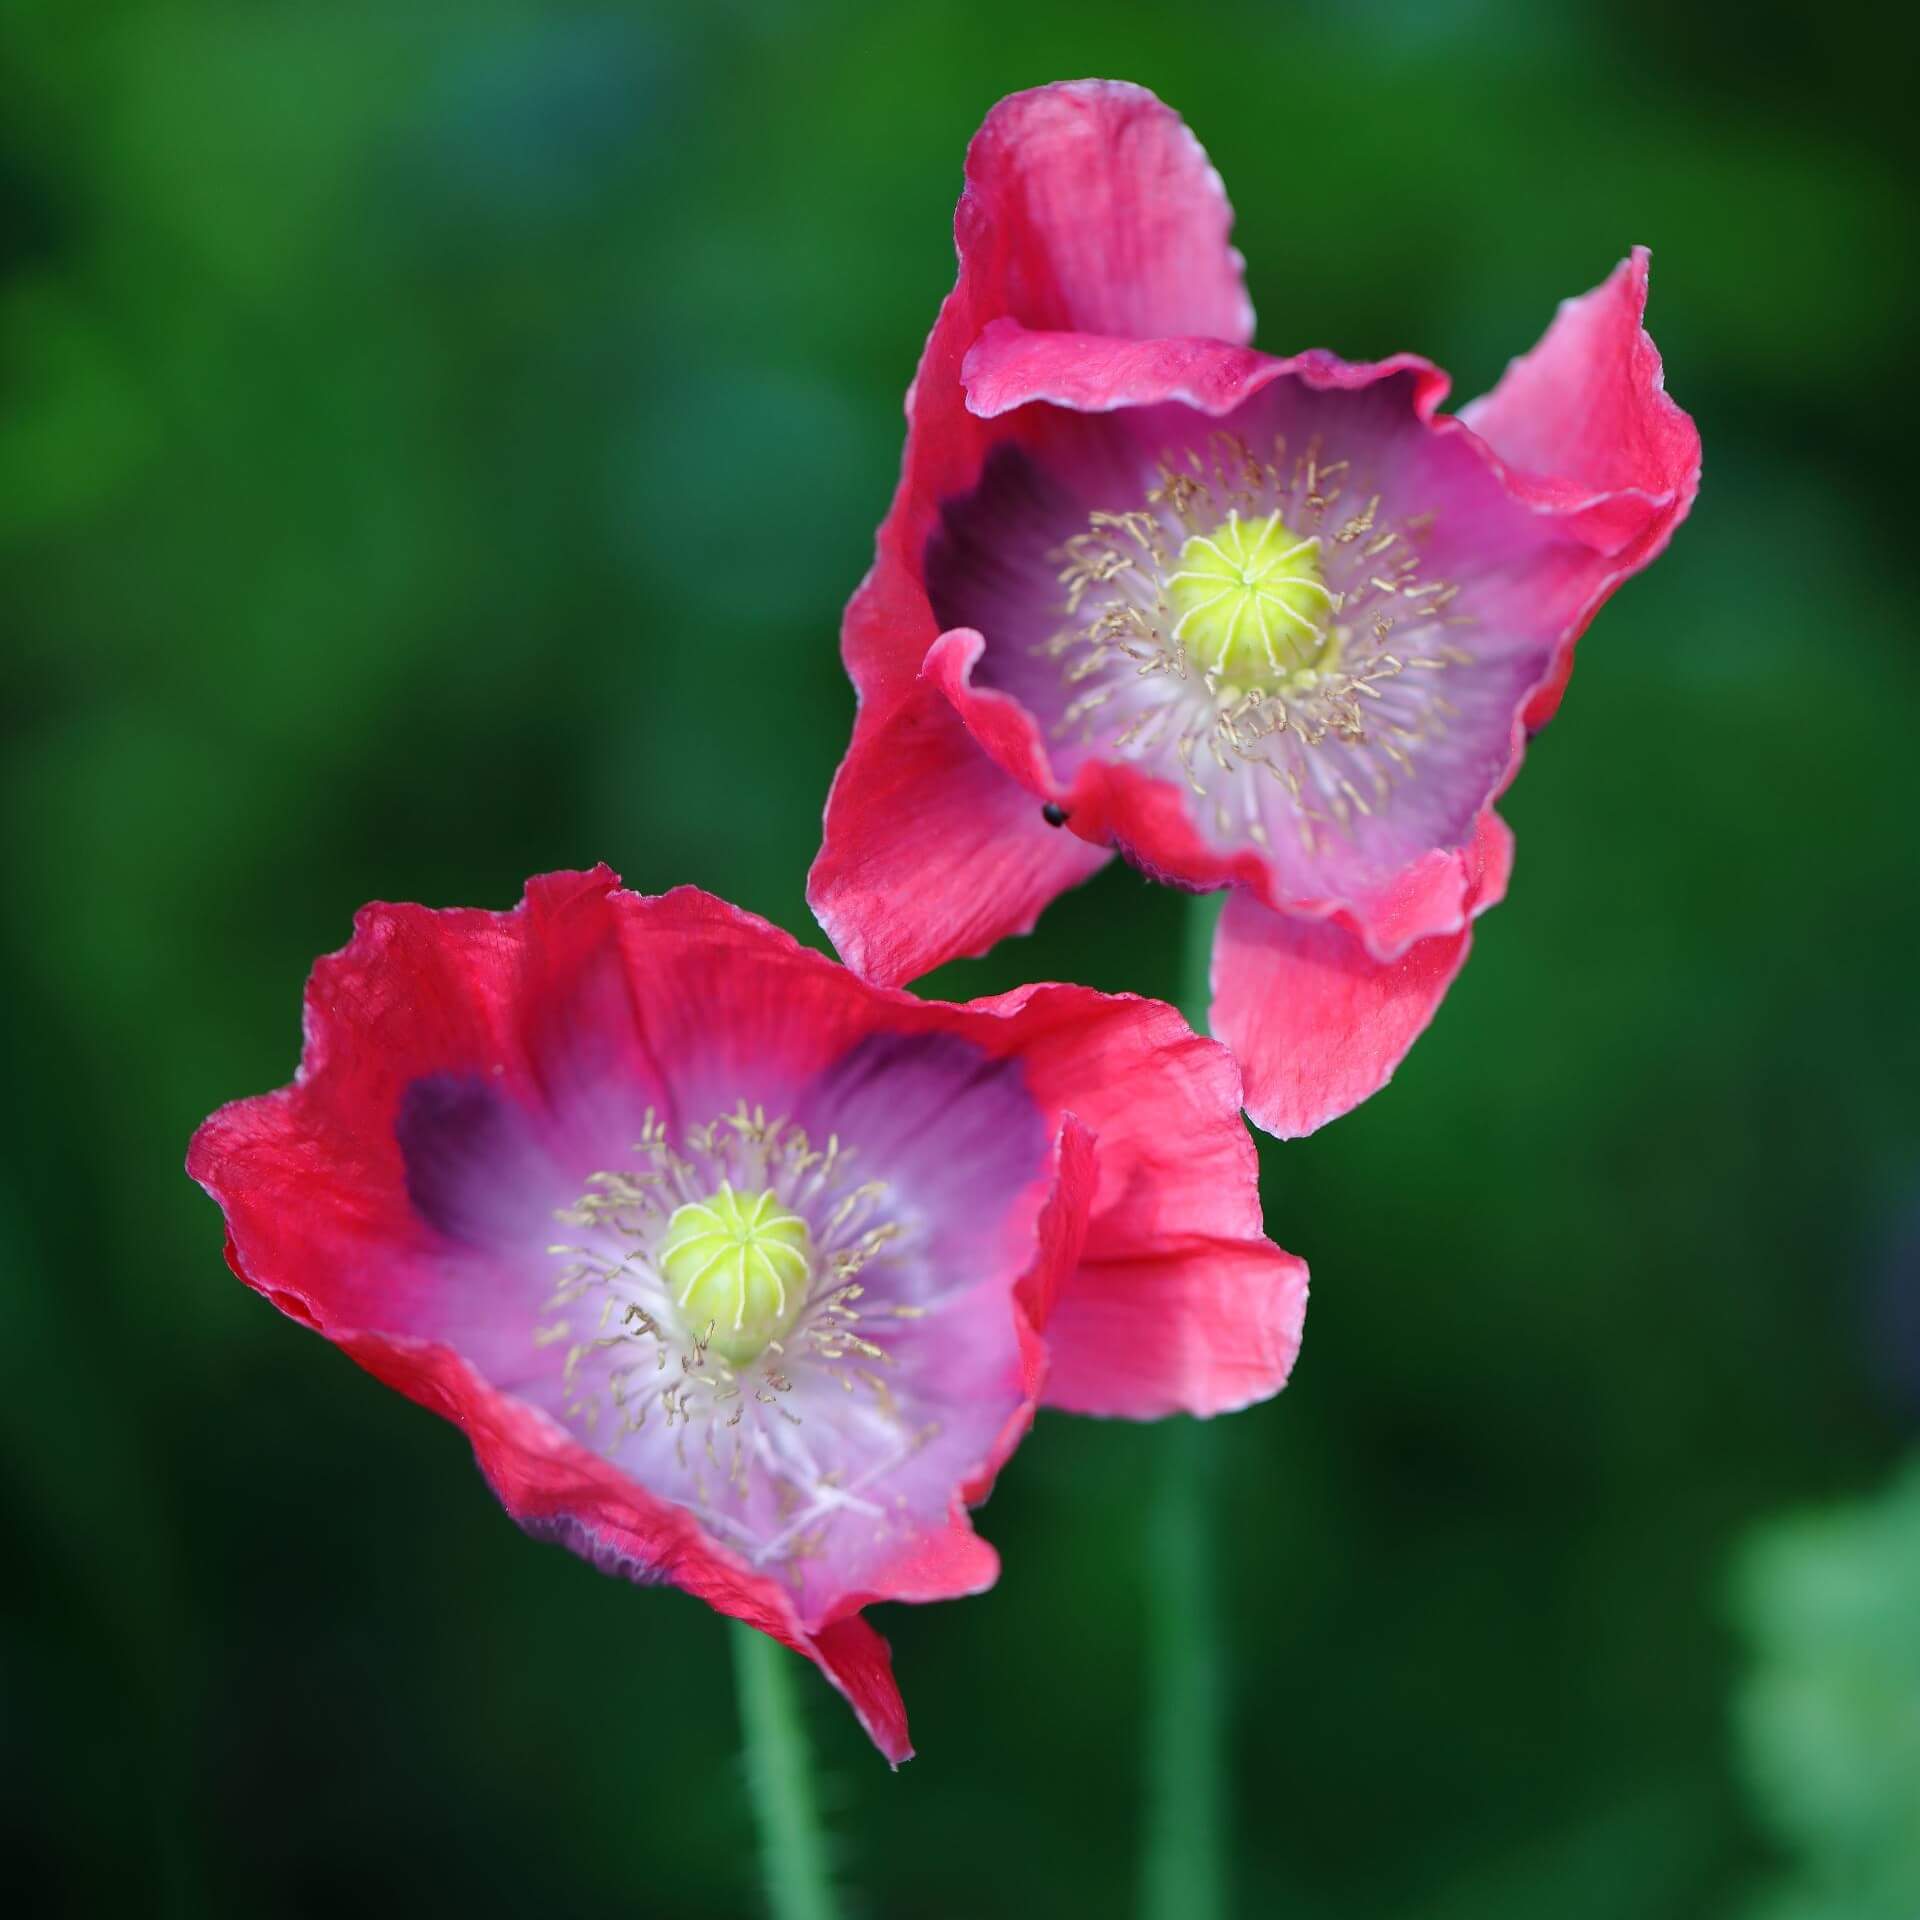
1041, 431, 1476, 859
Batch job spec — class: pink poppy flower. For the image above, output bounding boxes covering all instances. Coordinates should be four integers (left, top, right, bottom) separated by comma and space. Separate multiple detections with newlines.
808, 80, 1700, 1136
187, 869, 1305, 1763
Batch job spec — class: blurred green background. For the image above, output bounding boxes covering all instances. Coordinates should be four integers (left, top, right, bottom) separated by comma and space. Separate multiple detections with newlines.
4, 1, 1915, 1914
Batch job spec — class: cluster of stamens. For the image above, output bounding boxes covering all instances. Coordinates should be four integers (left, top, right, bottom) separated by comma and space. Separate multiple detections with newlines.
1040, 430, 1477, 857
539, 1103, 930, 1573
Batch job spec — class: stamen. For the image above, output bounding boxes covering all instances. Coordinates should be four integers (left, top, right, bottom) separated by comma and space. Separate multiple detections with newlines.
1041, 430, 1478, 855
535, 1104, 916, 1574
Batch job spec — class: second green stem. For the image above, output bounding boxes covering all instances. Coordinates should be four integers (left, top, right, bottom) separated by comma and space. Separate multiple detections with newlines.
1141, 889, 1232, 1920
732, 1621, 839, 1920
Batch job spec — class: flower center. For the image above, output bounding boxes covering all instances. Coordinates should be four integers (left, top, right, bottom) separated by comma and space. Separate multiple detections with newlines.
659, 1181, 813, 1364
1164, 509, 1338, 687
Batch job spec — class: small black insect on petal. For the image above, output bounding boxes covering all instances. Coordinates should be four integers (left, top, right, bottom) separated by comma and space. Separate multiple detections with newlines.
1042, 802, 1070, 828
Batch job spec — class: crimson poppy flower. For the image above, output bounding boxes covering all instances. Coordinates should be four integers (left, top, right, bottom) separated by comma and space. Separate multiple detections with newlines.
187, 869, 1304, 1762
808, 80, 1700, 1136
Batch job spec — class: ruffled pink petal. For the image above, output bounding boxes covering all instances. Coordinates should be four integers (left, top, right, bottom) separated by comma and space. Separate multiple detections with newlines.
962, 317, 1446, 421
305, 866, 668, 1177
1458, 248, 1702, 726
958, 81, 1254, 346
1042, 1236, 1307, 1418
1210, 813, 1515, 1138
922, 624, 1260, 883
809, 1618, 913, 1765
965, 318, 1273, 417
842, 83, 1250, 717
817, 84, 1250, 981
970, 982, 1308, 1417
810, 677, 1109, 988
187, 868, 651, 1352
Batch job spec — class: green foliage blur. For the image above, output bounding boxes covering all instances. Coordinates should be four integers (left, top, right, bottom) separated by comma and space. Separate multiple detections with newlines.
3, 1, 1914, 1914
1732, 1462, 1920, 1920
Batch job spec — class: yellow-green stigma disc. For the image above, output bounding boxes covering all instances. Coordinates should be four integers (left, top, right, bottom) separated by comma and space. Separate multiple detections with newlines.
1165, 509, 1337, 686
660, 1182, 813, 1365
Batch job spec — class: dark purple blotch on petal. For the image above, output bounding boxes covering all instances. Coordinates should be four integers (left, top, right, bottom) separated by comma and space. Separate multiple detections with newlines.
925, 441, 1087, 712
397, 1073, 552, 1247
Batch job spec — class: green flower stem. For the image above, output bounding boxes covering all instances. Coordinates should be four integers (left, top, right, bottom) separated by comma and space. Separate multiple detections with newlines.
731, 1621, 840, 1920
1179, 888, 1226, 1037
1143, 888, 1231, 1920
